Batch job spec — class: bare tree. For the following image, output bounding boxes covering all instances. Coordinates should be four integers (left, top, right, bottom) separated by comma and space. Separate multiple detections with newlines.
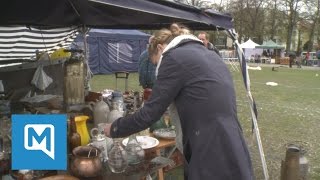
269, 0, 278, 40
245, 0, 266, 43
174, 0, 213, 8
228, 0, 248, 42
283, 0, 303, 53
265, 0, 281, 41
304, 0, 320, 51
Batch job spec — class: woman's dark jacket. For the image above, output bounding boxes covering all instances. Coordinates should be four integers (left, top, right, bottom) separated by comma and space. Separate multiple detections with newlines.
110, 39, 254, 180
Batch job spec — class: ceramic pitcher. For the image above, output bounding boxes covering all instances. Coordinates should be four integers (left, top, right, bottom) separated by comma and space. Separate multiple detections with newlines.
75, 115, 90, 145
89, 97, 110, 127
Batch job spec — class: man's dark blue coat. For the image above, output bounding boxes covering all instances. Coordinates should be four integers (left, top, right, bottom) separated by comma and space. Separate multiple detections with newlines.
111, 39, 254, 180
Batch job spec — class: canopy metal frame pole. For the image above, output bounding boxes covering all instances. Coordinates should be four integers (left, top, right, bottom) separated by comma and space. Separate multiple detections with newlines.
80, 26, 93, 93
227, 29, 269, 180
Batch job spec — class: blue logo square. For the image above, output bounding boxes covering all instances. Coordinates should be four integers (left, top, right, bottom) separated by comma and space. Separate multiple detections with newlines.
12, 114, 67, 170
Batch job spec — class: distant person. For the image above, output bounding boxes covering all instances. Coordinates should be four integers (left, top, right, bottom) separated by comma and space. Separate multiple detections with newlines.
138, 36, 156, 90
289, 54, 295, 68
197, 31, 221, 56
305, 51, 310, 65
262, 50, 268, 57
296, 50, 302, 68
254, 54, 258, 63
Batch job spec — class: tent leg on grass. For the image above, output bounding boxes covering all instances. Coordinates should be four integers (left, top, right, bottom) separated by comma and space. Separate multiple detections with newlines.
228, 29, 269, 180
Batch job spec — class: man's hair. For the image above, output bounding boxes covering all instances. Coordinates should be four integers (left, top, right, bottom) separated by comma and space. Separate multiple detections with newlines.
198, 31, 209, 40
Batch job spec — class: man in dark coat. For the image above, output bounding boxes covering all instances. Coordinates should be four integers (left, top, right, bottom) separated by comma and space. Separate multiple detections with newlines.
198, 31, 221, 57
104, 29, 254, 180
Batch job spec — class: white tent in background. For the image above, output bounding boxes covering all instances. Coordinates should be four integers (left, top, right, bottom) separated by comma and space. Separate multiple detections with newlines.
240, 39, 263, 60
240, 39, 260, 48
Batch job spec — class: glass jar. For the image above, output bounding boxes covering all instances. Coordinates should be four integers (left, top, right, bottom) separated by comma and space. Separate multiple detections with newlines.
125, 134, 145, 165
107, 139, 128, 173
63, 56, 85, 107
112, 91, 124, 112
107, 102, 123, 123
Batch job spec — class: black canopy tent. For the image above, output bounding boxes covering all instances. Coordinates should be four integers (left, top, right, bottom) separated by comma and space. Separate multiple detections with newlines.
0, 0, 233, 62
0, 0, 234, 65
0, 0, 233, 30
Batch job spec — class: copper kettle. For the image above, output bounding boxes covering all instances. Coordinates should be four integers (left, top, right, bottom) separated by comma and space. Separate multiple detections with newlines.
70, 146, 102, 178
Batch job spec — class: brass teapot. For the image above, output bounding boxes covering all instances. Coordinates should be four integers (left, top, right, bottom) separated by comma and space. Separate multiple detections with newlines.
70, 146, 102, 178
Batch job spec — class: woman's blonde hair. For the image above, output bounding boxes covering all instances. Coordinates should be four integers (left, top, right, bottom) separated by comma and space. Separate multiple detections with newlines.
148, 23, 190, 56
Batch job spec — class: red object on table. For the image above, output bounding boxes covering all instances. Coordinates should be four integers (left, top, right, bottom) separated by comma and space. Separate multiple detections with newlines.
143, 88, 152, 102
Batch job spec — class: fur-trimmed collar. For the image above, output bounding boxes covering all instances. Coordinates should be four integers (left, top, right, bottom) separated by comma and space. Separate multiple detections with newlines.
155, 34, 202, 77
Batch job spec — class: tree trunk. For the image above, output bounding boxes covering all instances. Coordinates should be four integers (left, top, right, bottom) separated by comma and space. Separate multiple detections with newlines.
286, 20, 293, 54
308, 21, 317, 51
286, 0, 299, 54
270, 0, 278, 40
297, 29, 302, 52
307, 0, 320, 51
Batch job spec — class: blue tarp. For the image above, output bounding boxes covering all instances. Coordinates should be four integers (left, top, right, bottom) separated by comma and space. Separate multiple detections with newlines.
75, 29, 150, 74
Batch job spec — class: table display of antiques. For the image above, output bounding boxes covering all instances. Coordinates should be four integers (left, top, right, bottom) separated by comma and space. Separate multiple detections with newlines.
0, 47, 182, 179
0, 85, 181, 180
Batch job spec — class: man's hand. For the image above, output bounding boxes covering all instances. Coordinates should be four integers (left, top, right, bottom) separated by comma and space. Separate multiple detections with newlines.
103, 123, 112, 137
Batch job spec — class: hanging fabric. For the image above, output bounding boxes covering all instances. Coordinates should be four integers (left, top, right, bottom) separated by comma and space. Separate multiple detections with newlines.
227, 29, 269, 180
31, 65, 53, 91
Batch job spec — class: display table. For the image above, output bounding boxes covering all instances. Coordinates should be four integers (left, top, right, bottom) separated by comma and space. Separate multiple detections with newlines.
75, 135, 182, 180
2, 157, 173, 180
2, 137, 181, 180
66, 156, 173, 180
145, 135, 177, 180
280, 57, 290, 65
5, 96, 183, 180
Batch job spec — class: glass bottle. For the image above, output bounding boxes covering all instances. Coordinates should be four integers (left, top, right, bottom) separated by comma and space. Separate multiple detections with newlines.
107, 102, 123, 123
68, 116, 81, 155
112, 91, 124, 112
125, 134, 145, 165
108, 139, 128, 173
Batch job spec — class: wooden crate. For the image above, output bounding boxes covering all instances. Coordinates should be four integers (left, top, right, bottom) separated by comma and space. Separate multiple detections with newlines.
280, 57, 290, 65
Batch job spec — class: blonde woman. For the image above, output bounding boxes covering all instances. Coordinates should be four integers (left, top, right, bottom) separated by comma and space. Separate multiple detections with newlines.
104, 24, 253, 180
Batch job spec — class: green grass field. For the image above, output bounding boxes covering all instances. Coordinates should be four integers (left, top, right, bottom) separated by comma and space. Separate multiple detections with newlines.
89, 65, 320, 179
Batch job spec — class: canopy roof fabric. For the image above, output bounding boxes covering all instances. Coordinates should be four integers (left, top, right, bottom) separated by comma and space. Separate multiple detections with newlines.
0, 0, 233, 30
255, 40, 285, 49
240, 39, 260, 49
0, 0, 234, 63
87, 29, 150, 39
0, 26, 78, 62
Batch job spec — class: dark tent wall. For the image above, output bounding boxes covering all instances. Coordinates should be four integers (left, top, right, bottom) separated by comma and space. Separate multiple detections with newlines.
75, 29, 150, 74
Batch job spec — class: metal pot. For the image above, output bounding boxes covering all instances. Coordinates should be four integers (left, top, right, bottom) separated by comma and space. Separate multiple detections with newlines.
70, 146, 102, 178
